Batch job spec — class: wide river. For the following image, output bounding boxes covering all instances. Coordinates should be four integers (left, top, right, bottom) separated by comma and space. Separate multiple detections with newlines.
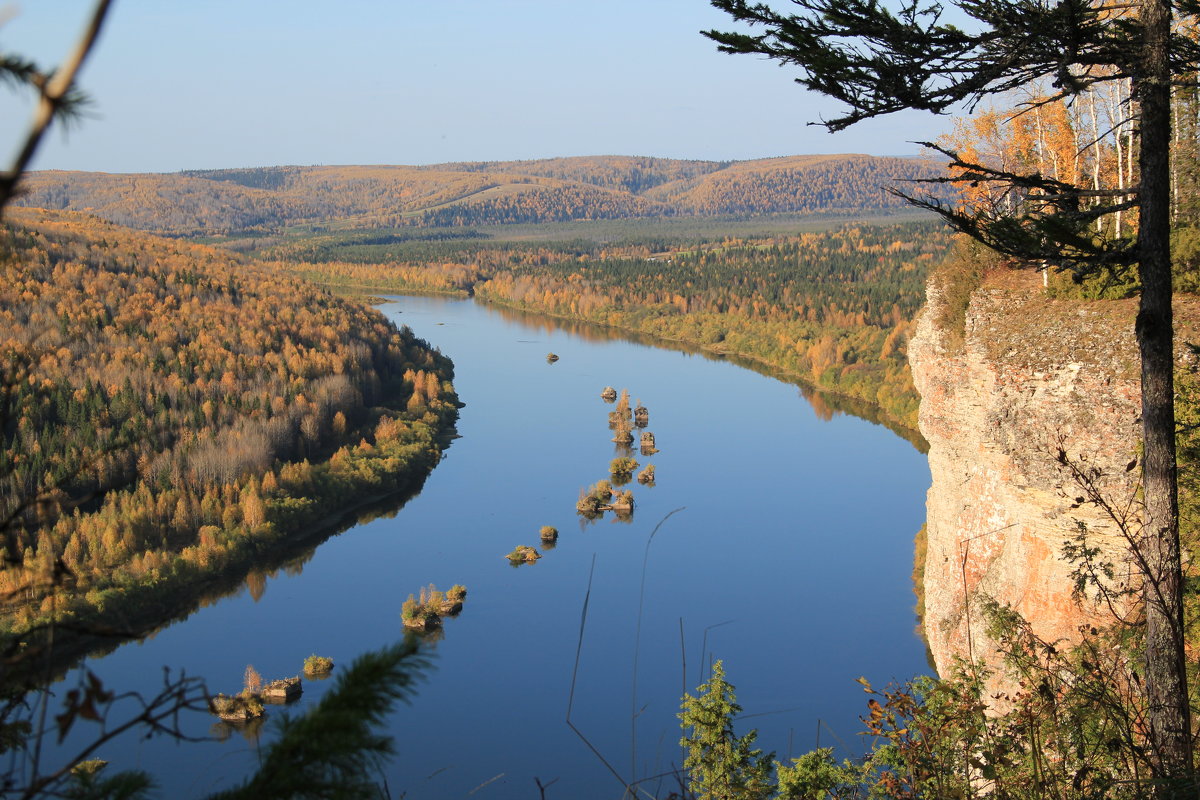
46, 294, 932, 798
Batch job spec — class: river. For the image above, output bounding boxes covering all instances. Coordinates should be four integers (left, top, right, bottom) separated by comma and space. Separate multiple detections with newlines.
43, 294, 932, 798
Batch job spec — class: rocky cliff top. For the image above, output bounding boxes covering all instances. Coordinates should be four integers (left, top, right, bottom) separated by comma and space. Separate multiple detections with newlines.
910, 263, 1199, 685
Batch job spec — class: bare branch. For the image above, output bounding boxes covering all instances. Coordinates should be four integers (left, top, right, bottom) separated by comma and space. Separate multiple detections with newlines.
0, 0, 114, 213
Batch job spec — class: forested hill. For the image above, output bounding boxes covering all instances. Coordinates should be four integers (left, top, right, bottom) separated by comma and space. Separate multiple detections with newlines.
0, 209, 458, 636
15, 154, 946, 235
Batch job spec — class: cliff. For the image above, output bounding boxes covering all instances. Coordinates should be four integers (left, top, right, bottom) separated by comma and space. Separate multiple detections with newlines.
909, 267, 1172, 681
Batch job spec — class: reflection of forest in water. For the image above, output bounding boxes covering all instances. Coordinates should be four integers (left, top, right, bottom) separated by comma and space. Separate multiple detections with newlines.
481, 300, 929, 452
101, 291, 922, 672
41, 478, 435, 684
40, 290, 925, 696
35, 290, 932, 798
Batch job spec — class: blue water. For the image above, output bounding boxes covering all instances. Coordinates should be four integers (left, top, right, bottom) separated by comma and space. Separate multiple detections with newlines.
42, 295, 932, 798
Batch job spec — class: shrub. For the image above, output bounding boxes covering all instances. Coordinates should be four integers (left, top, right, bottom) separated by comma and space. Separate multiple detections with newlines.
577, 489, 602, 515
505, 545, 541, 564
401, 582, 465, 628
400, 593, 441, 630
304, 654, 334, 675
539, 525, 558, 542
210, 691, 265, 721
610, 457, 639, 475
400, 594, 421, 622
578, 480, 614, 515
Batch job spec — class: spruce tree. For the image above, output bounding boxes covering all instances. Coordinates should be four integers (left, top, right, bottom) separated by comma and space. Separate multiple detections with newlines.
706, 0, 1198, 785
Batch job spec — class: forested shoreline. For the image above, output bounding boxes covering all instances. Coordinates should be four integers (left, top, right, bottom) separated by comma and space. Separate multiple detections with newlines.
262, 219, 952, 430
0, 210, 459, 645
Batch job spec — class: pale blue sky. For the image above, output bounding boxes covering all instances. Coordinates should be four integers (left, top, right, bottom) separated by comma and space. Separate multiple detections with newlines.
3, 1, 948, 173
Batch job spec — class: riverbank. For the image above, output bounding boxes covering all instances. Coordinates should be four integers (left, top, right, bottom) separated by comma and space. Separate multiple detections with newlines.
471, 292, 926, 445
0, 211, 464, 686
310, 278, 926, 446
29, 290, 933, 798
4, 403, 459, 686
258, 218, 949, 438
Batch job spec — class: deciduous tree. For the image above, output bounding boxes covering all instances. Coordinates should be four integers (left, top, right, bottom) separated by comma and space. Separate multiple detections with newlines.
706, 0, 1199, 785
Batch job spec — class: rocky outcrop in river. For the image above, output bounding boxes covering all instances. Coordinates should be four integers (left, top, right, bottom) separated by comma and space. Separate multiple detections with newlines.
909, 268, 1149, 682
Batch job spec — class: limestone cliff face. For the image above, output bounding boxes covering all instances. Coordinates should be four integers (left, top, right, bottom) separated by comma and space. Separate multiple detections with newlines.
909, 268, 1144, 681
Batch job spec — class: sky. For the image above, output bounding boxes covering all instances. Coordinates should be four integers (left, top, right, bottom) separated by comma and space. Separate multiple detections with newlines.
1, 1, 950, 174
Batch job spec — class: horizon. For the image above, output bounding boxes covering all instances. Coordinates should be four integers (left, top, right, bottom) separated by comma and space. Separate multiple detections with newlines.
26, 151, 937, 177
2, 1, 948, 174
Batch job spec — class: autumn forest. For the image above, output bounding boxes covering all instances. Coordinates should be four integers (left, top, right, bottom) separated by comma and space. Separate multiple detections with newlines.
0, 209, 458, 639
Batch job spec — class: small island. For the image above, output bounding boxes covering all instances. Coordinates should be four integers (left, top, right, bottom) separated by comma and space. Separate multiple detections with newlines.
402, 583, 468, 630
505, 545, 542, 564
303, 655, 334, 677
577, 480, 613, 516
210, 665, 300, 721
210, 692, 265, 722
610, 457, 636, 487
261, 677, 303, 703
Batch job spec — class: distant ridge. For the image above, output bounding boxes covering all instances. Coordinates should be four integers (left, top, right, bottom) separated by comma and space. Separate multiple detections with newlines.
16, 154, 949, 235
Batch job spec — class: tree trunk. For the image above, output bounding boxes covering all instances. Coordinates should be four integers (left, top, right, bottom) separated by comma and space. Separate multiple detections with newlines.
1135, 0, 1194, 787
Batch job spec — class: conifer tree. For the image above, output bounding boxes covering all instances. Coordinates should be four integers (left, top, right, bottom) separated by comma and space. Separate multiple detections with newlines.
679, 660, 774, 800
706, 0, 1198, 784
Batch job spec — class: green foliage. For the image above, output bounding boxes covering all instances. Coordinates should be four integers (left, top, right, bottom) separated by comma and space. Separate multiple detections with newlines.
0, 210, 459, 637
256, 216, 948, 432
911, 524, 927, 622
929, 236, 991, 351
609, 457, 638, 476
210, 691, 265, 722
1045, 266, 1140, 301
684, 612, 1198, 800
399, 596, 419, 623
504, 545, 540, 564
468, 220, 949, 430
577, 479, 614, 516
1173, 225, 1200, 294
775, 748, 859, 800
400, 583, 464, 627
1177, 358, 1200, 611
303, 655, 333, 675
678, 660, 775, 800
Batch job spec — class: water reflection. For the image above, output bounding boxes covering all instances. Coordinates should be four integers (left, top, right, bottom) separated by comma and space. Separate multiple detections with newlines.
36, 476, 436, 684
35, 291, 932, 799
210, 715, 267, 746
480, 300, 928, 452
